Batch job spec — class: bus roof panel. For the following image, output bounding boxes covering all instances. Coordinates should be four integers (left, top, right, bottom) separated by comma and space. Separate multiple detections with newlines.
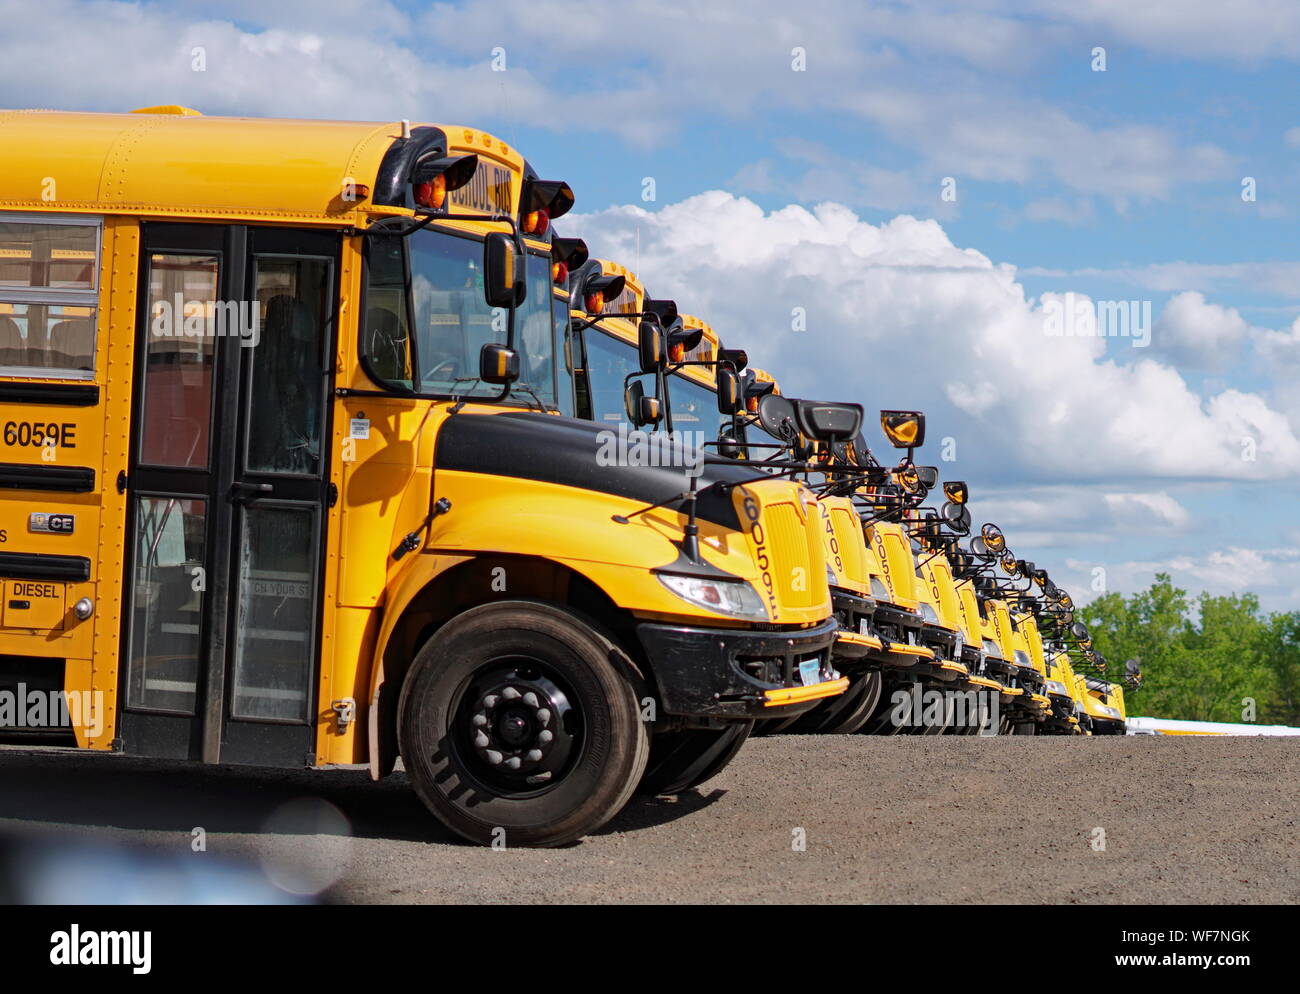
0, 110, 524, 224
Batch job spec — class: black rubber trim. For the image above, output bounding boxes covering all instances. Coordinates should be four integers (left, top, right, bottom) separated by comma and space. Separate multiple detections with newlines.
0, 382, 99, 406
0, 552, 90, 582
921, 622, 959, 651
0, 463, 95, 492
831, 587, 876, 619
873, 600, 923, 631
984, 656, 1016, 679
436, 410, 757, 530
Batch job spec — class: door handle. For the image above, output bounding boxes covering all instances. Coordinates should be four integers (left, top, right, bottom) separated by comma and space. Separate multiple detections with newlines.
229, 481, 273, 505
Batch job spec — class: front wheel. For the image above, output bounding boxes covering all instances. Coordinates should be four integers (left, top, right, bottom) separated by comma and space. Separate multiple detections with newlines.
398, 601, 649, 848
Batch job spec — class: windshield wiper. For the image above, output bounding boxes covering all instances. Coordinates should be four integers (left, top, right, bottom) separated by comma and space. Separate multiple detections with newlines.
508, 382, 551, 413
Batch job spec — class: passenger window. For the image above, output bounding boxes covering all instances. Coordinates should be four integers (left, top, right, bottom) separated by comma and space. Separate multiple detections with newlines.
0, 216, 101, 377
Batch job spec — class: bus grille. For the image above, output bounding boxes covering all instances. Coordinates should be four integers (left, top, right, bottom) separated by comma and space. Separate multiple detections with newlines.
763, 502, 818, 610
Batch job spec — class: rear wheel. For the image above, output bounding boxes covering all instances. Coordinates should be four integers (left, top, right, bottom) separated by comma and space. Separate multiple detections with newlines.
1010, 719, 1038, 735
638, 721, 753, 795
398, 601, 649, 848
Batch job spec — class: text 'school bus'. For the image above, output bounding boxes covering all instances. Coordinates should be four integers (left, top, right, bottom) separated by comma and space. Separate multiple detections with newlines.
0, 108, 843, 846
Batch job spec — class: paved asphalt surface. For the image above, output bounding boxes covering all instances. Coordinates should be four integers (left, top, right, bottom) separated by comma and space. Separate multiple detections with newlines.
0, 736, 1295, 904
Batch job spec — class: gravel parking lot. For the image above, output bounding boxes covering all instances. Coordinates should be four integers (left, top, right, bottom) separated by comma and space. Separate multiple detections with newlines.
1, 736, 1295, 904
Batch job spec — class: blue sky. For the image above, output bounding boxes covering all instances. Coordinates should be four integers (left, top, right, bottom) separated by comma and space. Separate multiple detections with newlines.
3, 0, 1298, 610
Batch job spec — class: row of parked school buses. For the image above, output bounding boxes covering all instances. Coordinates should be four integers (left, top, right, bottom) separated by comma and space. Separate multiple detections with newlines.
553, 252, 1141, 749
0, 108, 1139, 849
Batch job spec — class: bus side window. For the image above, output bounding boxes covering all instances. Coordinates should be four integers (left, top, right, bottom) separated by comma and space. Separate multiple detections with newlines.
0, 217, 101, 378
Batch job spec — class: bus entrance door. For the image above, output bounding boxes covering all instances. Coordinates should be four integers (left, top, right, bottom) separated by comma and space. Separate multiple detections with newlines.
120, 224, 337, 768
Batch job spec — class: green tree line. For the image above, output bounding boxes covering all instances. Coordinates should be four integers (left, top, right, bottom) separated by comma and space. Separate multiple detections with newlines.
1080, 573, 1300, 725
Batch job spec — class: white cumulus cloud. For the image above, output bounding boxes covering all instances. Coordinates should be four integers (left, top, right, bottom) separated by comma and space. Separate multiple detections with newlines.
570, 192, 1300, 484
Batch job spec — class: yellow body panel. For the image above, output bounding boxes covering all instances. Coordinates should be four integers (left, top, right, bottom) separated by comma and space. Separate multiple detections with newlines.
867, 521, 919, 610
820, 496, 872, 597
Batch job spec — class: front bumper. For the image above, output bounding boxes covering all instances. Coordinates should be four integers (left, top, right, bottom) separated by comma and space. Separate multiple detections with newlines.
830, 588, 882, 662
867, 601, 935, 669
637, 616, 844, 719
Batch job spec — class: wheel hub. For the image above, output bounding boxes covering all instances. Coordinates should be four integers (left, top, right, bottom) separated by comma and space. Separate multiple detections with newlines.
463, 666, 577, 787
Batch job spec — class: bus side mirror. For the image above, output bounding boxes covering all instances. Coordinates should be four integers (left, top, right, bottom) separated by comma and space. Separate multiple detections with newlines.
638, 321, 665, 374
624, 379, 662, 427
716, 368, 742, 414
479, 343, 519, 385
880, 410, 925, 449
483, 232, 525, 309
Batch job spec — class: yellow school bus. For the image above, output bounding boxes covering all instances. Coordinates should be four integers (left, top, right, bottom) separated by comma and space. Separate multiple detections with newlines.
0, 108, 843, 846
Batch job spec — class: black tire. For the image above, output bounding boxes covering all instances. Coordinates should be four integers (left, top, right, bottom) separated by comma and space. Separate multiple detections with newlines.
752, 714, 801, 736
789, 670, 882, 734
638, 720, 753, 795
861, 679, 913, 735
1011, 719, 1038, 736
398, 600, 649, 848
916, 688, 953, 735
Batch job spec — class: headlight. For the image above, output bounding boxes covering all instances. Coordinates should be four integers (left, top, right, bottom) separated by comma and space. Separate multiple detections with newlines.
917, 602, 939, 625
1046, 679, 1069, 696
826, 563, 839, 586
1014, 649, 1031, 667
655, 572, 769, 621
982, 638, 1002, 659
870, 577, 890, 601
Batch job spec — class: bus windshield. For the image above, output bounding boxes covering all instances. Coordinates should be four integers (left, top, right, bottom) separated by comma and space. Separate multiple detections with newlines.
667, 372, 724, 441
363, 228, 556, 405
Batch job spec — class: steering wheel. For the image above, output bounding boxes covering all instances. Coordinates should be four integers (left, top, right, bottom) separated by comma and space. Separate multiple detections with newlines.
421, 357, 462, 386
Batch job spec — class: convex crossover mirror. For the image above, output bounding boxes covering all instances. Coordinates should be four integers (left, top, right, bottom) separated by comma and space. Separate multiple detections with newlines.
942, 501, 971, 534
793, 399, 864, 443
981, 522, 1006, 553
